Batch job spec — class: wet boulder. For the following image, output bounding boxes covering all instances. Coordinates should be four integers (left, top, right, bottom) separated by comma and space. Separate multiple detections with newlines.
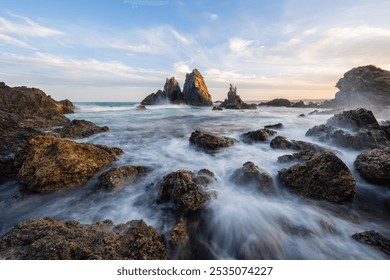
352, 231, 390, 256
240, 128, 277, 144
98, 165, 148, 189
278, 151, 356, 203
354, 148, 390, 185
17, 136, 123, 193
259, 98, 292, 107
0, 218, 167, 260
326, 108, 381, 132
270, 136, 327, 152
189, 130, 238, 152
53, 119, 109, 139
264, 123, 283, 129
277, 150, 316, 163
157, 169, 215, 213
230, 161, 273, 192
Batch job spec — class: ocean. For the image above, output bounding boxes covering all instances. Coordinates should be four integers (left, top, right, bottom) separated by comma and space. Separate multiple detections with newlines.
1, 102, 389, 259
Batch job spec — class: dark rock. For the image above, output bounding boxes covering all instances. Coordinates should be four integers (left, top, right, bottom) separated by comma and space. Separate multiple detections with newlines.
53, 119, 109, 138
220, 84, 257, 110
308, 110, 319, 115
270, 136, 327, 152
189, 130, 238, 152
352, 231, 390, 256
334, 65, 390, 107
169, 217, 189, 249
381, 121, 390, 140
278, 151, 356, 202
136, 104, 147, 110
292, 101, 306, 108
141, 90, 168, 105
264, 123, 284, 129
157, 170, 214, 213
277, 150, 316, 163
326, 108, 381, 132
260, 98, 292, 107
182, 69, 213, 106
164, 77, 182, 103
212, 105, 223, 111
192, 169, 216, 187
58, 99, 75, 114
17, 136, 123, 193
0, 218, 167, 260
354, 148, 390, 185
298, 114, 306, 117
240, 128, 277, 144
98, 165, 148, 189
230, 161, 273, 192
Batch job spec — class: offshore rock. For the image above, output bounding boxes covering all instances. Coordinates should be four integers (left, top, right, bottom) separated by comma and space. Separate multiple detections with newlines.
53, 119, 109, 139
240, 128, 277, 144
0, 218, 167, 260
157, 169, 215, 213
277, 150, 316, 163
164, 77, 182, 103
17, 136, 123, 193
352, 231, 390, 256
264, 123, 284, 129
220, 84, 257, 109
182, 69, 213, 106
260, 98, 292, 107
189, 130, 238, 152
98, 165, 148, 189
278, 151, 356, 203
230, 161, 273, 192
326, 108, 381, 131
354, 148, 390, 185
335, 65, 390, 107
270, 136, 327, 152
141, 90, 168, 105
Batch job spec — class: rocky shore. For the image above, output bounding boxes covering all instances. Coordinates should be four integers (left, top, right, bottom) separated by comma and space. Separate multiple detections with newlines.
1, 64, 390, 259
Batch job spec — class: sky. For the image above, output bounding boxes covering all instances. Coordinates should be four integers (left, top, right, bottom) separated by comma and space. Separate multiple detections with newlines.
1, 0, 390, 102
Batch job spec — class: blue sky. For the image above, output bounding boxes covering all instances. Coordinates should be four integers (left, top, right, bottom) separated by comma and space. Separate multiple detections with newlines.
1, 0, 390, 101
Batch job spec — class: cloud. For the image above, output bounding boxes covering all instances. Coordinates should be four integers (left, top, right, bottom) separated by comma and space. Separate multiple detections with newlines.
206, 13, 219, 22
0, 33, 32, 48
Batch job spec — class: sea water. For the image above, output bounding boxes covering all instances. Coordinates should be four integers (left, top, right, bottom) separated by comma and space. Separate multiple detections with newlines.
0, 102, 389, 259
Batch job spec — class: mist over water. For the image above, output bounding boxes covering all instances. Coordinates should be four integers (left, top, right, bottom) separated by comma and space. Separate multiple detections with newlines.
1, 102, 389, 259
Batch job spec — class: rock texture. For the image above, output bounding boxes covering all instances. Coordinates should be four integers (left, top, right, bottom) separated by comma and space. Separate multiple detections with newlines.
0, 218, 167, 260
278, 151, 356, 202
182, 69, 213, 106
17, 136, 123, 193
53, 119, 109, 138
306, 108, 390, 150
98, 165, 148, 189
157, 169, 215, 213
270, 136, 327, 152
334, 65, 390, 107
230, 161, 273, 192
354, 148, 390, 185
220, 84, 257, 109
352, 231, 390, 256
240, 128, 277, 144
141, 90, 168, 106
189, 130, 238, 152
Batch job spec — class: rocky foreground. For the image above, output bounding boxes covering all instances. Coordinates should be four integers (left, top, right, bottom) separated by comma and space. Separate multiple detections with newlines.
1, 64, 390, 259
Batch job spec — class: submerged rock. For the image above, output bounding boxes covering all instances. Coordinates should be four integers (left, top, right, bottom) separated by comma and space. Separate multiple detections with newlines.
352, 231, 390, 256
264, 123, 284, 129
182, 69, 213, 106
17, 136, 123, 193
230, 161, 273, 192
98, 165, 148, 189
240, 128, 277, 143
259, 98, 292, 107
220, 84, 257, 110
278, 151, 356, 203
277, 150, 316, 163
135, 104, 147, 110
354, 148, 390, 185
53, 119, 109, 138
157, 169, 215, 213
0, 218, 167, 260
270, 136, 327, 152
212, 105, 223, 111
189, 130, 238, 152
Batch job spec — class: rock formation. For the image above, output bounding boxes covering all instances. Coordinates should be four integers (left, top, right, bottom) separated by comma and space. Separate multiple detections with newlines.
0, 218, 167, 260
278, 151, 356, 203
98, 165, 148, 189
270, 136, 327, 152
352, 231, 390, 256
220, 84, 257, 109
182, 69, 213, 106
259, 98, 292, 107
141, 90, 168, 106
354, 148, 390, 185
17, 136, 123, 193
53, 119, 109, 139
189, 130, 238, 152
240, 128, 277, 143
164, 76, 182, 103
230, 161, 273, 192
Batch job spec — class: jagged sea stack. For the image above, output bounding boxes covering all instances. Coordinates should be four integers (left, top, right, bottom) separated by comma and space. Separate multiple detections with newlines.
182, 69, 213, 106
164, 77, 182, 103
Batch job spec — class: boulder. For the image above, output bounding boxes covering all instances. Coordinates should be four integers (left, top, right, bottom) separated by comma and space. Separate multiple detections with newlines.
220, 84, 257, 110
292, 101, 306, 108
270, 136, 327, 152
354, 148, 390, 185
140, 90, 167, 105
53, 119, 109, 139
326, 108, 381, 132
298, 114, 306, 118
0, 218, 167, 260
277, 150, 316, 163
17, 136, 123, 192
157, 169, 214, 213
182, 69, 213, 106
260, 98, 292, 107
352, 231, 390, 256
98, 165, 148, 189
212, 105, 223, 111
230, 161, 273, 192
278, 151, 356, 203
264, 123, 284, 129
135, 104, 147, 110
189, 130, 238, 152
334, 65, 390, 107
240, 128, 277, 144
